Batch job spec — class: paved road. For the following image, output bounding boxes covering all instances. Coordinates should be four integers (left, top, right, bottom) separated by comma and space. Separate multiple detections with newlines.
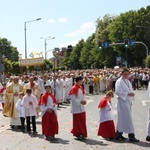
0, 89, 150, 150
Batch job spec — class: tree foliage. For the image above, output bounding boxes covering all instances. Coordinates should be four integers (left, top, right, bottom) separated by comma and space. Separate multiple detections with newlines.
61, 5, 150, 69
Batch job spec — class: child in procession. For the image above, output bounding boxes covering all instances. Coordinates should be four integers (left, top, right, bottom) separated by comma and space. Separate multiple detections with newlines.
97, 90, 115, 140
15, 92, 25, 132
38, 85, 59, 140
22, 89, 38, 135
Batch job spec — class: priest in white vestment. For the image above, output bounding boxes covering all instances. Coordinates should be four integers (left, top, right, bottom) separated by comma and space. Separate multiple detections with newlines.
3, 76, 23, 128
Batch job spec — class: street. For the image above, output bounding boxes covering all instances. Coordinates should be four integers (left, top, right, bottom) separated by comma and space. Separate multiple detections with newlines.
0, 89, 150, 150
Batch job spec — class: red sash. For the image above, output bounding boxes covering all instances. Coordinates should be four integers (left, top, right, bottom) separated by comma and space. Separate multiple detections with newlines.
69, 84, 85, 96
98, 97, 108, 108
0, 87, 6, 94
38, 92, 57, 106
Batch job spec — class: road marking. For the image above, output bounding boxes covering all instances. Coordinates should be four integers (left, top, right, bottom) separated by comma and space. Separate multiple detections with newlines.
85, 96, 94, 105
142, 100, 150, 106
86, 99, 94, 105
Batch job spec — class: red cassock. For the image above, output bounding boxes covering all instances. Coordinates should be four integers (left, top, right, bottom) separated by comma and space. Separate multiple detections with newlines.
0, 87, 6, 108
69, 84, 87, 138
71, 112, 87, 137
38, 92, 59, 137
97, 97, 115, 138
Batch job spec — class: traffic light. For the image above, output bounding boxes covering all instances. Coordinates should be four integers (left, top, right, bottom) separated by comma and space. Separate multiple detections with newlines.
124, 39, 129, 48
98, 42, 102, 49
67, 45, 72, 51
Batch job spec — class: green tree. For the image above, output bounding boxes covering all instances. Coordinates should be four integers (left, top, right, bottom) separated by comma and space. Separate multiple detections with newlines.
4, 59, 12, 75
44, 59, 53, 71
69, 39, 85, 69
0, 38, 19, 62
108, 8, 150, 67
94, 14, 116, 67
79, 34, 95, 69
145, 55, 150, 68
62, 46, 73, 68
11, 61, 20, 75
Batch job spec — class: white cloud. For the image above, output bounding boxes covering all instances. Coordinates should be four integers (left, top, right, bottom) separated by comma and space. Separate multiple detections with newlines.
65, 22, 95, 37
58, 17, 67, 23
48, 19, 55, 23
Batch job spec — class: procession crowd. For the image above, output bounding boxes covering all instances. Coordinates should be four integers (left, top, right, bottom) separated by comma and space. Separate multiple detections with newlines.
0, 67, 150, 143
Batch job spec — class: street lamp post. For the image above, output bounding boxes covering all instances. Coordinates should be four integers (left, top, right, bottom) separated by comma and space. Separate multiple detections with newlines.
136, 25, 150, 52
24, 18, 41, 59
41, 37, 55, 59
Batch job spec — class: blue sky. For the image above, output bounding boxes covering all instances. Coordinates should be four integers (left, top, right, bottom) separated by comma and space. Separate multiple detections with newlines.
0, 0, 149, 59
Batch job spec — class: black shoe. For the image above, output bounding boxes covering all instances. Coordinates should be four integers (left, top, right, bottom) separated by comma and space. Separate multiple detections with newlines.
27, 131, 31, 135
129, 138, 139, 142
11, 125, 14, 129
32, 131, 38, 135
107, 137, 115, 140
45, 136, 49, 140
22, 129, 25, 133
49, 136, 55, 140
116, 135, 127, 140
17, 126, 22, 129
103, 137, 114, 140
146, 136, 150, 142
77, 135, 85, 141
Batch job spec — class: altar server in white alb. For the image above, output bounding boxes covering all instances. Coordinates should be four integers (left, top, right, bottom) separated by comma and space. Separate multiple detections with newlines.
22, 89, 38, 134
146, 81, 150, 142
115, 68, 139, 142
15, 92, 25, 133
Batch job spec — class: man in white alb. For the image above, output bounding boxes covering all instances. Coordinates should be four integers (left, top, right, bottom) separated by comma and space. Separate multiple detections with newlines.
115, 68, 139, 142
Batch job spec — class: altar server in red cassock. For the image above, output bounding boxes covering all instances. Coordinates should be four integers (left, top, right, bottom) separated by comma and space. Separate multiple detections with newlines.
69, 76, 87, 141
97, 91, 116, 140
38, 84, 58, 140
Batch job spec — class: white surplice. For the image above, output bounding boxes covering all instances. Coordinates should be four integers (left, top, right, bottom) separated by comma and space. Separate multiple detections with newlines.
115, 76, 135, 134
22, 94, 38, 117
70, 88, 85, 114
39, 95, 57, 117
99, 102, 114, 123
